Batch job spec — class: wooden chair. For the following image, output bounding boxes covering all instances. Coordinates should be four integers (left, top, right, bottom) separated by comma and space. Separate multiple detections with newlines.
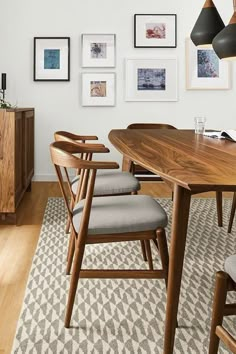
50, 141, 169, 328
209, 255, 236, 353
53, 138, 157, 275
122, 123, 177, 180
54, 131, 150, 271
54, 130, 106, 204
54, 131, 141, 199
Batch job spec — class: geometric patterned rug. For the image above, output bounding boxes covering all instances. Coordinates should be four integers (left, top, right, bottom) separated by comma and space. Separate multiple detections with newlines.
12, 198, 236, 353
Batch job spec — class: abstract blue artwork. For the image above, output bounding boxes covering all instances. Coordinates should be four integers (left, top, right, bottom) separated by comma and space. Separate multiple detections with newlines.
44, 49, 60, 69
197, 50, 219, 78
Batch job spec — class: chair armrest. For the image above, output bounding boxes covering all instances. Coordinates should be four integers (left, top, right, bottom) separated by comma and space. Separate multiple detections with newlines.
52, 141, 109, 154
71, 141, 109, 152
81, 144, 110, 153
76, 135, 98, 141
54, 131, 98, 142
82, 160, 119, 170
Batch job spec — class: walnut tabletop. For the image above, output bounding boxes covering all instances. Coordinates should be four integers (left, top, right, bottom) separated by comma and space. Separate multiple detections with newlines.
109, 128, 236, 354
109, 129, 236, 192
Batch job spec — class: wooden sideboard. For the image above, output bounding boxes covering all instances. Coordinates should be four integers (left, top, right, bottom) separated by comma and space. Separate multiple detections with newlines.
0, 108, 34, 223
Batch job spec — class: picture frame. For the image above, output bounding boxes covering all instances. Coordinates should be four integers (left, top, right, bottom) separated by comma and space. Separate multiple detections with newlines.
125, 58, 178, 102
82, 72, 116, 106
134, 14, 177, 48
34, 37, 70, 81
82, 34, 116, 67
186, 38, 231, 90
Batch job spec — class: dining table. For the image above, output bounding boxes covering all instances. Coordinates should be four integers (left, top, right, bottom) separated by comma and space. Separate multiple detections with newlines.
108, 128, 236, 354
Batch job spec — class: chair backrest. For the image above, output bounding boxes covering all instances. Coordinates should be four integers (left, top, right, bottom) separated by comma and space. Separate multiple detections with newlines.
54, 131, 98, 143
50, 141, 119, 242
54, 131, 105, 187
127, 123, 177, 130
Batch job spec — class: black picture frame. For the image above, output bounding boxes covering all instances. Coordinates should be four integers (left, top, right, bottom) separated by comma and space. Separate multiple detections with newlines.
34, 37, 70, 81
134, 14, 177, 48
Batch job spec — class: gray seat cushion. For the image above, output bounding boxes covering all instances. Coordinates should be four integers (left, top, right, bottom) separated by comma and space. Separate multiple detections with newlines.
73, 195, 168, 235
71, 171, 140, 196
225, 254, 236, 282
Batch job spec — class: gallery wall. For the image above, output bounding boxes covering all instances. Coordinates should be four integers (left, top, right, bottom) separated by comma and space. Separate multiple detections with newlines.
1, 0, 235, 180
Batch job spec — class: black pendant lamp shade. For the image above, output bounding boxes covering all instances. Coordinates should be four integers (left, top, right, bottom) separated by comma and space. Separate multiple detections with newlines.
190, 0, 225, 46
213, 13, 236, 59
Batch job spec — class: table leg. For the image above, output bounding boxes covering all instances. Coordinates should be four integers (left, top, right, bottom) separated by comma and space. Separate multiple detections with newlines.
164, 184, 191, 354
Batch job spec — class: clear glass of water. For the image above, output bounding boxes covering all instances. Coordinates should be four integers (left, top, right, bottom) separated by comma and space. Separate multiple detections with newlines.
194, 117, 206, 134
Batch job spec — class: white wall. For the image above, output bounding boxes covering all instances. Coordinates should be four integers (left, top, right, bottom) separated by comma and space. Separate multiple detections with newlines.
1, 0, 235, 180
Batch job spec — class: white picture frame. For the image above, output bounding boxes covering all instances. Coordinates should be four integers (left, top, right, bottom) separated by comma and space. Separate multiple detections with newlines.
186, 38, 231, 90
82, 34, 116, 68
125, 58, 178, 102
82, 72, 116, 106
34, 37, 70, 81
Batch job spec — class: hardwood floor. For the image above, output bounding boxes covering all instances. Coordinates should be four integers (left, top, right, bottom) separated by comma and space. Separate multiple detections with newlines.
0, 182, 61, 354
0, 182, 233, 354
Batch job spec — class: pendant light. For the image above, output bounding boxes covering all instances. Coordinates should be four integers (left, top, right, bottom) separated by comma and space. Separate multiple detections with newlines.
190, 0, 225, 47
213, 0, 236, 59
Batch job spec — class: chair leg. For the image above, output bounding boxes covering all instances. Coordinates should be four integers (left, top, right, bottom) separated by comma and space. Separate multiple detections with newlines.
156, 228, 169, 289
228, 192, 236, 233
144, 240, 153, 270
66, 230, 73, 262
66, 231, 75, 275
152, 239, 159, 251
65, 216, 71, 234
140, 240, 147, 261
65, 244, 85, 328
216, 191, 223, 227
209, 271, 228, 354
65, 199, 74, 234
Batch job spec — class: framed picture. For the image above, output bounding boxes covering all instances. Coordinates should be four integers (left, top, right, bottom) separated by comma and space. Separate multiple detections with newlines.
82, 34, 116, 67
82, 73, 116, 106
34, 37, 70, 81
125, 58, 178, 102
134, 14, 177, 48
186, 38, 231, 90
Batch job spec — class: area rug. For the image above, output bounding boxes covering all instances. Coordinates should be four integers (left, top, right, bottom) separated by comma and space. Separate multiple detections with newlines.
12, 198, 236, 353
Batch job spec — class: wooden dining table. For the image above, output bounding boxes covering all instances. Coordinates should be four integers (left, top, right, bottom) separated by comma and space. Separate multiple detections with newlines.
108, 129, 236, 354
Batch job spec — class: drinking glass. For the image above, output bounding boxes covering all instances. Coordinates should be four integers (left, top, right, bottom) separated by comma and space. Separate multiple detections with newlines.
194, 117, 206, 135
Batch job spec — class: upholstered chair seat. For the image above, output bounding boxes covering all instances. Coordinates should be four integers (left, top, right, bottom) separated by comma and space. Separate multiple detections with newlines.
73, 194, 168, 235
225, 254, 236, 282
71, 171, 140, 196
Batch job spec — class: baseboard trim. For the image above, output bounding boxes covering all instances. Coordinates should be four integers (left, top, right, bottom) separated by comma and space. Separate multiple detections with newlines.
33, 174, 58, 182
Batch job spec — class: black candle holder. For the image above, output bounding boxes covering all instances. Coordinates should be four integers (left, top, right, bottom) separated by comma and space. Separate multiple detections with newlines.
1, 73, 6, 101
0, 73, 12, 108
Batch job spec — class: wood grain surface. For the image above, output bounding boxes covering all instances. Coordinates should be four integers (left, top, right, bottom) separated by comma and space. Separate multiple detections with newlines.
0, 110, 15, 212
109, 129, 236, 191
